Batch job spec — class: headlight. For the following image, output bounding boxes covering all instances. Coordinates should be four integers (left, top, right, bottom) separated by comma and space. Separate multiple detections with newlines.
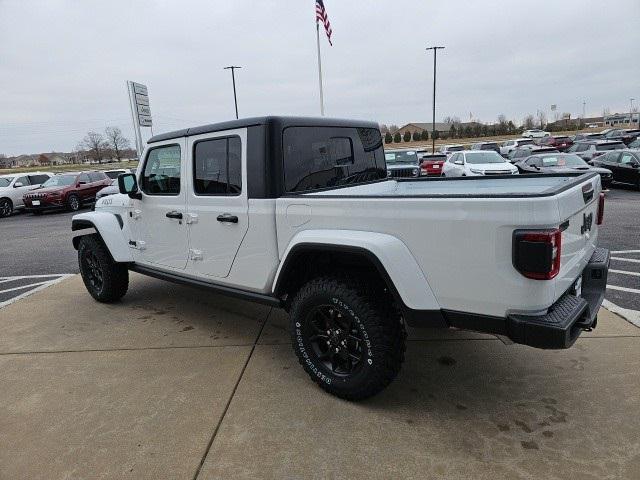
469, 168, 484, 174
387, 170, 392, 177
412, 168, 419, 176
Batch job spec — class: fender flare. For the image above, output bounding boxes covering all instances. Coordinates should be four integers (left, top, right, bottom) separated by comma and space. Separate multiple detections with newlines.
71, 212, 133, 263
273, 230, 440, 312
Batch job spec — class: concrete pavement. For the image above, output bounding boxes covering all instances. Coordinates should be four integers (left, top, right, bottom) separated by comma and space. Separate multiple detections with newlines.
0, 274, 639, 479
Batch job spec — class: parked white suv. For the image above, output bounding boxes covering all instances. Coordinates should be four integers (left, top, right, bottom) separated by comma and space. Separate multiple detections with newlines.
522, 129, 550, 139
442, 150, 519, 177
0, 172, 53, 217
500, 138, 534, 156
71, 116, 609, 400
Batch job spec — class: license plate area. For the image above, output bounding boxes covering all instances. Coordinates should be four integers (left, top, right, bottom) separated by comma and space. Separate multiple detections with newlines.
32, 200, 41, 206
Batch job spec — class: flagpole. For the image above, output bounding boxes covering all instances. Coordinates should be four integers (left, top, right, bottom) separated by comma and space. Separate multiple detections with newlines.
316, 20, 325, 116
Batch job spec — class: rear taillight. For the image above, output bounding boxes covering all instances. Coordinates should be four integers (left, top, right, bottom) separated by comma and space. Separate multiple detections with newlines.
513, 229, 562, 280
597, 192, 605, 225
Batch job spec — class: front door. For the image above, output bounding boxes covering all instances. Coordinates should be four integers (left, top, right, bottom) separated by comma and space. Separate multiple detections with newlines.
130, 140, 189, 270
185, 129, 249, 278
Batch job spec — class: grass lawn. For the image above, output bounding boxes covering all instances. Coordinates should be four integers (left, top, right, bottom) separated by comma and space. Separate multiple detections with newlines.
0, 161, 139, 175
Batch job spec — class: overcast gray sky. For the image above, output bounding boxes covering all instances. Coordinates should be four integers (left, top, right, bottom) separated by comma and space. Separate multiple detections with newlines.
1, 0, 639, 155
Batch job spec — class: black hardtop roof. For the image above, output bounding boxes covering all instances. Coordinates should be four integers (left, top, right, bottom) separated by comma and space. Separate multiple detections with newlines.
147, 116, 379, 144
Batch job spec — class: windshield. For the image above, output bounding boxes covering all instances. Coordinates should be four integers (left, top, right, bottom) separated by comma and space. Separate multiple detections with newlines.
42, 175, 76, 187
596, 143, 625, 151
0, 177, 14, 187
516, 139, 533, 146
445, 146, 464, 152
385, 151, 418, 165
104, 171, 124, 179
536, 154, 588, 168
465, 152, 507, 164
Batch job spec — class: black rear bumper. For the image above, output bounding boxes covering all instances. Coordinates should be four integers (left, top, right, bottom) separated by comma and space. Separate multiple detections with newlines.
506, 247, 610, 349
429, 248, 610, 349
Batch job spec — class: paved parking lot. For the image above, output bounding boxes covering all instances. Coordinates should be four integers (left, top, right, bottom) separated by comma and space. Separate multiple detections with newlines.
0, 273, 638, 479
0, 182, 639, 478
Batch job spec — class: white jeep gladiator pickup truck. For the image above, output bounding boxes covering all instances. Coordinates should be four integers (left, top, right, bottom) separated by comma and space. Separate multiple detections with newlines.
71, 116, 610, 400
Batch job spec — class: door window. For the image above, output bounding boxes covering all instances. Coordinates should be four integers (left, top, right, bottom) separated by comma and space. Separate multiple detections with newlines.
78, 173, 90, 184
141, 145, 182, 195
88, 172, 105, 182
15, 176, 30, 186
28, 174, 49, 184
193, 136, 242, 195
620, 153, 635, 165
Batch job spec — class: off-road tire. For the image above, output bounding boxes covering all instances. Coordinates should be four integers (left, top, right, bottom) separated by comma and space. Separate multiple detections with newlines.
67, 194, 81, 212
289, 275, 406, 400
78, 235, 129, 303
0, 198, 13, 218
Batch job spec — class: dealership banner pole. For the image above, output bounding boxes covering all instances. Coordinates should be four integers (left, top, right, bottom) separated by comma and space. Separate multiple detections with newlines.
126, 81, 142, 158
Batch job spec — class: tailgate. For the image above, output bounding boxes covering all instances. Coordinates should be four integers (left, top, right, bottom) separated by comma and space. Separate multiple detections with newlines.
554, 173, 601, 302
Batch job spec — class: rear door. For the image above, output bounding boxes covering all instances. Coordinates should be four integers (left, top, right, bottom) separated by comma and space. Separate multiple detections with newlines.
12, 175, 31, 207
185, 129, 249, 278
618, 152, 639, 185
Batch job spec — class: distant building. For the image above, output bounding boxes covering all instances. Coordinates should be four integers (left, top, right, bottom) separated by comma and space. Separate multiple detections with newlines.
393, 121, 480, 137
604, 112, 639, 127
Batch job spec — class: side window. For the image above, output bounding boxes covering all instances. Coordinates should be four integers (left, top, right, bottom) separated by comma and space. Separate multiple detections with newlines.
193, 136, 242, 195
141, 145, 182, 195
620, 153, 634, 165
449, 153, 458, 163
88, 172, 104, 182
283, 127, 385, 193
15, 176, 30, 186
78, 173, 90, 184
28, 174, 49, 185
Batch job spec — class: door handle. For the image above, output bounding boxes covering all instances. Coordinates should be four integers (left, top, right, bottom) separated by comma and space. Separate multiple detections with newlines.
217, 214, 238, 224
166, 211, 183, 219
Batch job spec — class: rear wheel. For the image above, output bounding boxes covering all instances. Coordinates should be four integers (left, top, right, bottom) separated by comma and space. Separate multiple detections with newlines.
0, 198, 12, 218
78, 235, 129, 303
67, 194, 81, 212
289, 275, 405, 400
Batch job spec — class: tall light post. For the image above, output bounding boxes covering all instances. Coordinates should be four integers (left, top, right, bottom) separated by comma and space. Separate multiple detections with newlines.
426, 46, 444, 153
630, 98, 636, 126
224, 66, 241, 119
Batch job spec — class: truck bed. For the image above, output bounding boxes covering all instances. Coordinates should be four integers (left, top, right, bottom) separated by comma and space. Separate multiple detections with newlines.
307, 172, 594, 198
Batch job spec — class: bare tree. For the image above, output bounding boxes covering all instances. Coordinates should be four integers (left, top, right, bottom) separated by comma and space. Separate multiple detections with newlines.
81, 132, 108, 163
388, 124, 399, 133
523, 115, 535, 129
379, 123, 389, 134
536, 111, 547, 129
104, 127, 130, 161
443, 116, 453, 124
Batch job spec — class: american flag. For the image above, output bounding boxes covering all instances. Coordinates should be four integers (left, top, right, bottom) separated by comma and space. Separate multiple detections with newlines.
315, 0, 333, 46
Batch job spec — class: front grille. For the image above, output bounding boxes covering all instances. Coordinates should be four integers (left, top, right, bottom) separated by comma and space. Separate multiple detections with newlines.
25, 193, 46, 199
389, 168, 417, 178
484, 170, 510, 175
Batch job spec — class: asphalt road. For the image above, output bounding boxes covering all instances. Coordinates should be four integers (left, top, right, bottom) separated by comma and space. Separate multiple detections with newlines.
1, 185, 638, 313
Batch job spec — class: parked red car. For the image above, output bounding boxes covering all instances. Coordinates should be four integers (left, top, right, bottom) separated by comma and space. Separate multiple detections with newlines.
419, 153, 447, 176
23, 171, 111, 213
538, 135, 573, 151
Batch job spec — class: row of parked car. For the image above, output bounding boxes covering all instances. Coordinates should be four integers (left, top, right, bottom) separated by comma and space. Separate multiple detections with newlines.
384, 127, 640, 190
0, 168, 133, 218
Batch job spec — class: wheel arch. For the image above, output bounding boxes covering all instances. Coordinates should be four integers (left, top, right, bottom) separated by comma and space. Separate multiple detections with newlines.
71, 212, 133, 262
273, 230, 442, 321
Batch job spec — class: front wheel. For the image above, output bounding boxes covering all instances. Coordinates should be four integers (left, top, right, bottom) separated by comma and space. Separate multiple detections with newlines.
0, 198, 13, 218
289, 275, 405, 400
78, 235, 129, 302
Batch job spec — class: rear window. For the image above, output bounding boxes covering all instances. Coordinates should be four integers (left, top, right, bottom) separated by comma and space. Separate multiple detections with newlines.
480, 143, 498, 149
104, 170, 123, 179
283, 127, 385, 193
596, 142, 625, 151
445, 146, 464, 152
88, 172, 106, 182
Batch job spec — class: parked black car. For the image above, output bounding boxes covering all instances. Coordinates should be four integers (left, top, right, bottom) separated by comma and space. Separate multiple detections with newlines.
515, 153, 612, 188
571, 132, 603, 142
590, 149, 640, 190
601, 128, 640, 145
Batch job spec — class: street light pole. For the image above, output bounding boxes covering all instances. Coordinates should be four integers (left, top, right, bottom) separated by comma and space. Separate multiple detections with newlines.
426, 46, 444, 153
224, 66, 241, 119
630, 98, 636, 127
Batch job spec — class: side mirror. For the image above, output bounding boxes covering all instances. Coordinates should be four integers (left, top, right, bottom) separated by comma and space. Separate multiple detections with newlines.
118, 173, 141, 199
13, 182, 24, 188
